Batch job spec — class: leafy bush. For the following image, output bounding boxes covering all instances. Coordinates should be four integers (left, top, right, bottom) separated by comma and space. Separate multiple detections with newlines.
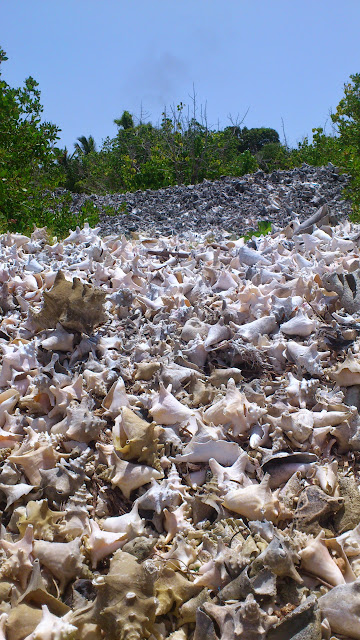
0, 47, 100, 236
331, 74, 360, 217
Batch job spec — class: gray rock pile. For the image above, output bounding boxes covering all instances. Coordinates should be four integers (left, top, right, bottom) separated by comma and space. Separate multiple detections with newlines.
65, 163, 352, 238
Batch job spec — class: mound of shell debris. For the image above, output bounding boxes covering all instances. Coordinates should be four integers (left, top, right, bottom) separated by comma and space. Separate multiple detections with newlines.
1, 194, 360, 639
63, 162, 352, 238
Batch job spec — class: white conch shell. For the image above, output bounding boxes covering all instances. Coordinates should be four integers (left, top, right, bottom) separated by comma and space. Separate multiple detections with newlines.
23, 605, 77, 640
97, 442, 163, 498
150, 383, 193, 425
85, 520, 126, 568
171, 436, 243, 466
236, 315, 278, 342
102, 377, 130, 417
182, 334, 208, 367
299, 530, 345, 586
0, 481, 35, 509
209, 453, 252, 490
203, 593, 277, 639
318, 579, 360, 639
315, 460, 338, 494
163, 502, 193, 543
286, 341, 329, 376
8, 443, 62, 485
204, 319, 231, 349
181, 317, 209, 342
203, 378, 266, 437
33, 538, 84, 592
212, 269, 239, 291
0, 388, 20, 427
238, 245, 271, 266
52, 400, 106, 443
267, 408, 314, 444
161, 362, 198, 391
137, 464, 187, 514
101, 500, 145, 537
280, 311, 316, 336
41, 326, 74, 352
0, 524, 34, 589
328, 355, 360, 386
222, 474, 286, 523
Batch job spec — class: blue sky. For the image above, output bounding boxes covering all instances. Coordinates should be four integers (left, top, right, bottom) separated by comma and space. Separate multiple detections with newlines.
2, 1, 360, 151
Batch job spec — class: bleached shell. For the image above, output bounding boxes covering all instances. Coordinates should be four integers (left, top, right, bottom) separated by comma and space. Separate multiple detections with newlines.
149, 384, 193, 425
181, 318, 209, 342
0, 524, 34, 589
97, 442, 163, 498
171, 438, 243, 465
203, 377, 266, 436
85, 520, 126, 568
101, 500, 145, 536
33, 538, 84, 592
22, 605, 77, 640
0, 482, 35, 509
319, 580, 360, 639
203, 319, 231, 349
299, 530, 345, 586
236, 314, 278, 341
52, 400, 106, 443
41, 326, 74, 352
137, 464, 187, 514
328, 355, 360, 386
286, 341, 329, 376
209, 454, 252, 490
8, 443, 62, 485
203, 594, 277, 639
182, 335, 208, 367
102, 377, 130, 417
0, 389, 20, 427
267, 409, 314, 444
222, 474, 285, 523
280, 311, 316, 336
238, 245, 271, 266
161, 362, 198, 391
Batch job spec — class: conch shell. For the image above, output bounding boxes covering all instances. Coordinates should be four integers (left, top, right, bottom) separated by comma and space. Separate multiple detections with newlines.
89, 551, 158, 639
29, 270, 107, 333
223, 474, 291, 524
113, 407, 163, 470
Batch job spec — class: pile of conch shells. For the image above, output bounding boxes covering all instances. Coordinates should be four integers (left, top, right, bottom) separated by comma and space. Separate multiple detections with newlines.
3, 206, 360, 639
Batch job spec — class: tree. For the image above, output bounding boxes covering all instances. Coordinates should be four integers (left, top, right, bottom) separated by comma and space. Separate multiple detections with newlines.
230, 126, 280, 154
331, 73, 360, 215
0, 46, 61, 232
114, 110, 134, 130
0, 48, 100, 235
74, 135, 97, 155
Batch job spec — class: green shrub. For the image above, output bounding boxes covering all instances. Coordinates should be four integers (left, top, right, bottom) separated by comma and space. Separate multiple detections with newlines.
0, 47, 100, 237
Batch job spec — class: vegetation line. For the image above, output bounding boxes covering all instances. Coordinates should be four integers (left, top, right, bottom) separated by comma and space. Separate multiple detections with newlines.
1, 45, 360, 237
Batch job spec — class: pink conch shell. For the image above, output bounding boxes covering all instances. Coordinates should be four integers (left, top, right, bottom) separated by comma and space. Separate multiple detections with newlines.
222, 474, 290, 524
299, 530, 346, 586
85, 520, 126, 568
